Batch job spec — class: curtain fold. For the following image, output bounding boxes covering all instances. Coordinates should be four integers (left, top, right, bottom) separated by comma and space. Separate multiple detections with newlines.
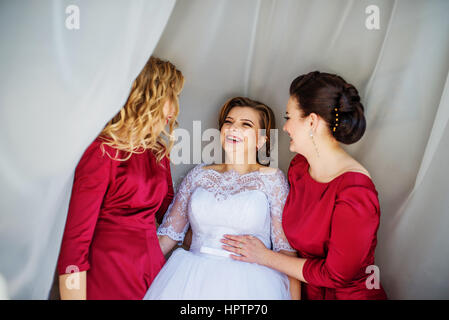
0, 0, 175, 299
378, 71, 449, 299
414, 72, 449, 188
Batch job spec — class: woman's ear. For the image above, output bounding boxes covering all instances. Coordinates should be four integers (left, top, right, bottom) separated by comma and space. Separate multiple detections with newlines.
309, 113, 319, 133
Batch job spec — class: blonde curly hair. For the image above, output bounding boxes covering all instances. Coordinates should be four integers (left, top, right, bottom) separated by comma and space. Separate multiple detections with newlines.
99, 56, 184, 163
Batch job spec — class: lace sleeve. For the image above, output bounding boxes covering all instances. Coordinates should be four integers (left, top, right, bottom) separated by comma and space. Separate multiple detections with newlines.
157, 165, 200, 242
263, 169, 296, 253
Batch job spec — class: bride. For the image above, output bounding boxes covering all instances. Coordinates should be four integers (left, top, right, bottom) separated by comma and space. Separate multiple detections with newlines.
144, 97, 300, 300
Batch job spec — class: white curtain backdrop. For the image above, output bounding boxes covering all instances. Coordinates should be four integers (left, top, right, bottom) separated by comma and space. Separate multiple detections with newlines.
0, 0, 176, 299
0, 0, 448, 299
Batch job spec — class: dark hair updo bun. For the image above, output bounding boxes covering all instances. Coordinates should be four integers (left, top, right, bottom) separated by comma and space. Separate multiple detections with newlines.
289, 71, 366, 144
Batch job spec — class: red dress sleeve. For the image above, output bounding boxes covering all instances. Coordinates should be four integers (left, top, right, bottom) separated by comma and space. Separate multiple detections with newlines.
57, 139, 111, 275
302, 182, 381, 288
287, 154, 308, 181
155, 156, 174, 225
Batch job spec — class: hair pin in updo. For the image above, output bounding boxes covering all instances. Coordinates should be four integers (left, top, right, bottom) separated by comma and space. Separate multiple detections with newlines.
331, 106, 340, 133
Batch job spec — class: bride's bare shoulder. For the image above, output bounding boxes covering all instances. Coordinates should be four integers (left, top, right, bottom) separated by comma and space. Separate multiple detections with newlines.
258, 165, 280, 175
202, 164, 225, 173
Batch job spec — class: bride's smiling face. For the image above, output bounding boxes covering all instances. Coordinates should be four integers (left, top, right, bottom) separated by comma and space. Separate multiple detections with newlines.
220, 106, 265, 163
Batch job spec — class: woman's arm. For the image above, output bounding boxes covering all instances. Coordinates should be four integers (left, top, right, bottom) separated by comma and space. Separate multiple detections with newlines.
264, 249, 307, 283
255, 169, 304, 296
57, 139, 111, 300
158, 235, 179, 256
223, 185, 381, 288
158, 227, 192, 256
279, 250, 301, 300
156, 166, 201, 256
221, 235, 308, 282
59, 271, 87, 300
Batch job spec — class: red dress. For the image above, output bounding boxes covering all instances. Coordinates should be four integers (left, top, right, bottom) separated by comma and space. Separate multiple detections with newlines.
282, 154, 387, 300
57, 137, 174, 299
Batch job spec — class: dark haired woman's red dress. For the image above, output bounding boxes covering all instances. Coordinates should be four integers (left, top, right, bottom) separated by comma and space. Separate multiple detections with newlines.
57, 137, 173, 299
282, 154, 387, 300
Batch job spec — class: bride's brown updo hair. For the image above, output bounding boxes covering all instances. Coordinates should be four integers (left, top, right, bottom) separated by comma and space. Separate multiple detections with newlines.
289, 71, 366, 144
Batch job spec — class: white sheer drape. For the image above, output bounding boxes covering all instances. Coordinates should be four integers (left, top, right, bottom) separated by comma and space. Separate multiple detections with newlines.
0, 0, 175, 299
154, 0, 449, 299
0, 0, 448, 299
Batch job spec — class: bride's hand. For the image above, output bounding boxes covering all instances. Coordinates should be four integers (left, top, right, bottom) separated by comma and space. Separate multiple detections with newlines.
221, 234, 271, 265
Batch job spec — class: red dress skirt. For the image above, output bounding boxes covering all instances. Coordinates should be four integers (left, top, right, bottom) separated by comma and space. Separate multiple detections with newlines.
57, 137, 174, 299
282, 154, 387, 300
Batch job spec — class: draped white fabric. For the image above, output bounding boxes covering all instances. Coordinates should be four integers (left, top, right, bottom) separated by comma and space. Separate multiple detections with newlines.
0, 0, 176, 299
0, 0, 448, 299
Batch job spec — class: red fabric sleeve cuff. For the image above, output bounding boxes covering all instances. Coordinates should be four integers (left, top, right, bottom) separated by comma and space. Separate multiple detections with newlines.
303, 258, 321, 285
57, 262, 90, 276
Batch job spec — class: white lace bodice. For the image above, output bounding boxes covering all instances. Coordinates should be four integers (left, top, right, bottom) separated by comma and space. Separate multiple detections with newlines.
158, 163, 295, 257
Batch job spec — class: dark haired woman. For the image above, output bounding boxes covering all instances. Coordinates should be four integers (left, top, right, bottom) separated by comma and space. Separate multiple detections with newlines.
144, 97, 299, 299
222, 72, 387, 300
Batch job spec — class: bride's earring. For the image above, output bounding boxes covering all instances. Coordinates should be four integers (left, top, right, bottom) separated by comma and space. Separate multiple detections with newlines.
310, 130, 320, 158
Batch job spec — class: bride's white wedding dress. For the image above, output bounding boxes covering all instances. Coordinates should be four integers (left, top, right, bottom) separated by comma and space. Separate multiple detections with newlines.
143, 163, 295, 300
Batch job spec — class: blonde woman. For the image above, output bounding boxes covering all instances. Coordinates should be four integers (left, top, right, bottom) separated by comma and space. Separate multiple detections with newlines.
57, 56, 184, 300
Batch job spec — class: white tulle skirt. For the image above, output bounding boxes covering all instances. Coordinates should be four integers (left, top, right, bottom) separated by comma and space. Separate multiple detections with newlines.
143, 248, 291, 300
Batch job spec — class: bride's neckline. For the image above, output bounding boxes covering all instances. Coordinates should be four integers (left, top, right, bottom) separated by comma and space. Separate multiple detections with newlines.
200, 163, 275, 177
